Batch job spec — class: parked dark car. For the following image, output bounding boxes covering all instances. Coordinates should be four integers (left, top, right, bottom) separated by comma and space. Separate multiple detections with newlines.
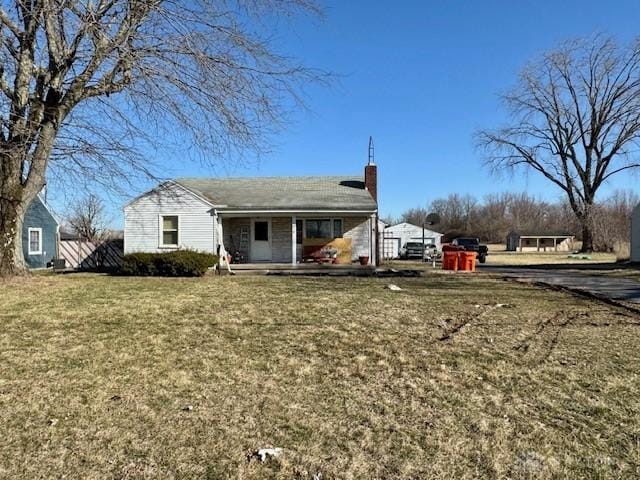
451, 237, 488, 263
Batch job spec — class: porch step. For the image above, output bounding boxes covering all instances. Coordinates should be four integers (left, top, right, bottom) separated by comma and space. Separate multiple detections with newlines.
218, 262, 375, 276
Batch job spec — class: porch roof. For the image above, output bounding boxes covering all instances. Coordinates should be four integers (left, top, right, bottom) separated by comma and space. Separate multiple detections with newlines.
176, 176, 377, 212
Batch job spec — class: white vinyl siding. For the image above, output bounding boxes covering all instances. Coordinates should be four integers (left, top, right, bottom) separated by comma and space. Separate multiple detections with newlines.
342, 217, 371, 259
124, 183, 216, 254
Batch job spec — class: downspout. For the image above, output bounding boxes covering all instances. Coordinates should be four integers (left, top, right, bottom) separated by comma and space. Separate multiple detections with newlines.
55, 224, 60, 260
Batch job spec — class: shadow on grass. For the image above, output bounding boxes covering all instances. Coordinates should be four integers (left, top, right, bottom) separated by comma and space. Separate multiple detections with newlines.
479, 261, 638, 272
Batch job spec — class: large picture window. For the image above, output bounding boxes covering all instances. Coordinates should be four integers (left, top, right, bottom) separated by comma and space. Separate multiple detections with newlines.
161, 215, 179, 246
305, 219, 331, 239
304, 218, 343, 239
28, 228, 42, 255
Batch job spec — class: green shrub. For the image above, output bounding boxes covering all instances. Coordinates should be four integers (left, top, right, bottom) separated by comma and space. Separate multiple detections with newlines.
121, 250, 218, 277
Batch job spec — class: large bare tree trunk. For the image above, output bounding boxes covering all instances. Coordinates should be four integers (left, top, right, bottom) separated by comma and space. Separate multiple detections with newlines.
579, 210, 595, 253
0, 147, 47, 276
0, 191, 27, 276
581, 224, 594, 254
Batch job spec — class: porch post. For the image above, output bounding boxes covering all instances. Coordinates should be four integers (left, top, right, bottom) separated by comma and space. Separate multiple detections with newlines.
217, 215, 224, 271
291, 215, 297, 266
554, 237, 557, 252
536, 237, 540, 252
369, 214, 376, 266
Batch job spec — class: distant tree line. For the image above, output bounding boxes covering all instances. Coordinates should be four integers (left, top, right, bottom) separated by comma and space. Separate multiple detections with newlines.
387, 190, 638, 253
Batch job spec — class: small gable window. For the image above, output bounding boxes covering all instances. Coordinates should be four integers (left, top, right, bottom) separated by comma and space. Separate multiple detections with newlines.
161, 216, 179, 247
28, 228, 42, 255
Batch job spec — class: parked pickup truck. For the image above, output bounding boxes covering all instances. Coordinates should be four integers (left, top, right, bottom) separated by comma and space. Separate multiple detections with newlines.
401, 242, 438, 260
451, 237, 488, 263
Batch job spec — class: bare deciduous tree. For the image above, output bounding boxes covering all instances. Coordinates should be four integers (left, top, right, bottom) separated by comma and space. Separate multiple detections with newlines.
66, 193, 109, 242
0, 0, 322, 275
478, 35, 640, 252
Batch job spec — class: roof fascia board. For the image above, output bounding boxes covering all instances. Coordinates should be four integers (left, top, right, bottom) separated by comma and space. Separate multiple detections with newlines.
217, 209, 377, 216
123, 180, 219, 209
36, 194, 61, 226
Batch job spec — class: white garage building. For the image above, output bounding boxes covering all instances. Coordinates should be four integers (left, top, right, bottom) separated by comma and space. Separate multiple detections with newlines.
382, 222, 443, 259
632, 203, 640, 262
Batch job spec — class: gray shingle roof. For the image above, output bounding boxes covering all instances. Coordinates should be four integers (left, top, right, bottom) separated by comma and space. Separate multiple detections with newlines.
175, 176, 377, 211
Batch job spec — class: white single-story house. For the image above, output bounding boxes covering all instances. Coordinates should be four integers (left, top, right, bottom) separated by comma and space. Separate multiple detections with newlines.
632, 203, 640, 262
506, 231, 575, 252
124, 163, 380, 266
381, 222, 443, 259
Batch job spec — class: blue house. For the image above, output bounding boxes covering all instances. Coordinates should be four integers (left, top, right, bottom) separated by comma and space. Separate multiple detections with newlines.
22, 196, 59, 269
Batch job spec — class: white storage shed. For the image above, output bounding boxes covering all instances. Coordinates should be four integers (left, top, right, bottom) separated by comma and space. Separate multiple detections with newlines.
382, 222, 443, 259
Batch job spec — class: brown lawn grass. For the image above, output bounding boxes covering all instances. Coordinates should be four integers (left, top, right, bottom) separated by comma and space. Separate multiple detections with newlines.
485, 251, 618, 266
0, 272, 639, 479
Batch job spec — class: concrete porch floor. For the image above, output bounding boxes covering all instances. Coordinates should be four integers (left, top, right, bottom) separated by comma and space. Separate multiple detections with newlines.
222, 262, 377, 276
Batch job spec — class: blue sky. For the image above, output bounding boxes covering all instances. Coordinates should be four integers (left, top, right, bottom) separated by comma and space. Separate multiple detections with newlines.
56, 0, 640, 226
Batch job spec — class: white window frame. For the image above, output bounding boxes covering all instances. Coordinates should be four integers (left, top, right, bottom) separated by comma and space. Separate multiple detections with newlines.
28, 227, 42, 255
159, 214, 180, 248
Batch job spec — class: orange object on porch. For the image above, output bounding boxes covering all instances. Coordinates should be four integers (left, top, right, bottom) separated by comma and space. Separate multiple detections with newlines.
302, 238, 352, 264
458, 252, 477, 272
442, 251, 459, 271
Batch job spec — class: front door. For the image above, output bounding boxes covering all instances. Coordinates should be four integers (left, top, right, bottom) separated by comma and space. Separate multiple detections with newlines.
251, 219, 272, 262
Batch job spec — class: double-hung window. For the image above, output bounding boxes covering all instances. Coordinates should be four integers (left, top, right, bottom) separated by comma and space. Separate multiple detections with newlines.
161, 215, 179, 247
28, 228, 42, 255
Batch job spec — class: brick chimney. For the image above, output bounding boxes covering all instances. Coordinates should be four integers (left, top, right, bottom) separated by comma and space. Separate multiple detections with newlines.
365, 136, 377, 203
364, 163, 377, 203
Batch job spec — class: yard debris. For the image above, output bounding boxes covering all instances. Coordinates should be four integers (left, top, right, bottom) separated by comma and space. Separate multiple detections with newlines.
386, 284, 402, 291
182, 405, 193, 412
514, 451, 546, 476
439, 302, 515, 342
47, 418, 58, 427
110, 395, 122, 402
248, 447, 283, 463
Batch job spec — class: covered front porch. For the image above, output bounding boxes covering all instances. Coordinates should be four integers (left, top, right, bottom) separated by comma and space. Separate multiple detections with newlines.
216, 213, 377, 266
